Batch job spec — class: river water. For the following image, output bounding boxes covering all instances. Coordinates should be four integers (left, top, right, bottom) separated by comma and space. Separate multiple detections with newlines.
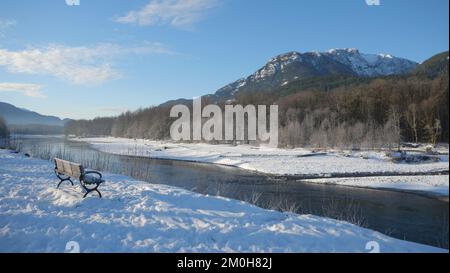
12, 135, 449, 249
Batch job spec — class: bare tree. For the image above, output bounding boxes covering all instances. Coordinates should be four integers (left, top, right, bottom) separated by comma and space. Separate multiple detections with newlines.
406, 103, 419, 143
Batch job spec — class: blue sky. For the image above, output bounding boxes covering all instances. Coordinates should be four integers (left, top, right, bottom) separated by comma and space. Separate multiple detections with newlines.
0, 0, 448, 119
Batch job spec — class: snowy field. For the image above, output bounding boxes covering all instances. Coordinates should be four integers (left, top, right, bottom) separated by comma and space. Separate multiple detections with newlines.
0, 149, 446, 253
74, 137, 449, 196
304, 176, 449, 197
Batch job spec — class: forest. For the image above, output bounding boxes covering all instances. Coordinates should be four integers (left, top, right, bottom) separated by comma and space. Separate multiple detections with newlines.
64, 53, 449, 149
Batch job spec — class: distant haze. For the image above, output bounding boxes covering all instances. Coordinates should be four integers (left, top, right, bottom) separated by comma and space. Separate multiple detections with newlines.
0, 101, 65, 126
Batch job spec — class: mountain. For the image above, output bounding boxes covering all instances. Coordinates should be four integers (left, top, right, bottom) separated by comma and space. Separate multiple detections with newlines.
0, 101, 65, 126
158, 98, 193, 108
207, 48, 418, 101
413, 51, 449, 78
65, 50, 448, 143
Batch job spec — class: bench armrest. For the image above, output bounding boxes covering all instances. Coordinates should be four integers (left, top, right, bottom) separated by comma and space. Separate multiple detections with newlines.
84, 170, 103, 179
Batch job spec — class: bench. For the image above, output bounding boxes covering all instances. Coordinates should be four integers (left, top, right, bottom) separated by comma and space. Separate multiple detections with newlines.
54, 158, 105, 198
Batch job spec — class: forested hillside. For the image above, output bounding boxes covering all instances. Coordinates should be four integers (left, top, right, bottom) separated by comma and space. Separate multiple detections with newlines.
64, 51, 449, 148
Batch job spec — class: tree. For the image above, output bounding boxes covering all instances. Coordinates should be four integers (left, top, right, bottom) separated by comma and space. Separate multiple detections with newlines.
0, 116, 9, 139
406, 103, 419, 143
384, 107, 402, 150
425, 119, 442, 145
63, 72, 449, 148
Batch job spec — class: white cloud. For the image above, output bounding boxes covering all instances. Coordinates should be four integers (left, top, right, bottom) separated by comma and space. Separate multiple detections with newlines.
0, 19, 16, 38
0, 82, 46, 98
116, 0, 219, 28
0, 43, 174, 85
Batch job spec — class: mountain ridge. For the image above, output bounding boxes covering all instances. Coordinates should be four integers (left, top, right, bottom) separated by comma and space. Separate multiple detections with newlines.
413, 51, 449, 78
0, 101, 66, 126
206, 48, 418, 102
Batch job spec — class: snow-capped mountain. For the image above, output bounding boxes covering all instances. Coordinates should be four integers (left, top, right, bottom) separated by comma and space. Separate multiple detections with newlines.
210, 48, 418, 101
326, 48, 418, 76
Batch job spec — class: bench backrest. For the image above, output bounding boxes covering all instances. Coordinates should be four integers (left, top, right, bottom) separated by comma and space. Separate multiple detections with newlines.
54, 158, 84, 179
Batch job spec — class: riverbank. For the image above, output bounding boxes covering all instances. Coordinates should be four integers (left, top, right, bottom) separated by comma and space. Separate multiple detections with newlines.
73, 137, 449, 197
0, 149, 446, 253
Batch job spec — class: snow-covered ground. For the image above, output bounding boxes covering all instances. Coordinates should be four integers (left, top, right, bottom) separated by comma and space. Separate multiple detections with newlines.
73, 137, 449, 196
0, 149, 446, 253
304, 176, 449, 197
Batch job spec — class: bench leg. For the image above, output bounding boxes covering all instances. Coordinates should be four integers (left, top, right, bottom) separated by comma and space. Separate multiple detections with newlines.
81, 184, 102, 198
95, 189, 102, 198
57, 178, 74, 189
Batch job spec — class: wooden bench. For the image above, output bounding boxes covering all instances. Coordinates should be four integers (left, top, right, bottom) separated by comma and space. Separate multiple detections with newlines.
54, 158, 105, 198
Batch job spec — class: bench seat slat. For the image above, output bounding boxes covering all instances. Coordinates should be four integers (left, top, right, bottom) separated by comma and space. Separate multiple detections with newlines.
55, 159, 64, 173
55, 158, 83, 179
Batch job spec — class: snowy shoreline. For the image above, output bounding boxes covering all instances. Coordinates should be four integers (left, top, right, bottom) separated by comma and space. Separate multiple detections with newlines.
0, 149, 447, 253
73, 137, 449, 197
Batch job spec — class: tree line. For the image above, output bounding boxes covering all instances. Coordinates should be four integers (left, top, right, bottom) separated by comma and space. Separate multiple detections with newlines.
64, 73, 449, 149
274, 75, 448, 148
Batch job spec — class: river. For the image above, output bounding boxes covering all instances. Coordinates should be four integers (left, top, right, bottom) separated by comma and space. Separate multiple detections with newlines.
11, 135, 449, 249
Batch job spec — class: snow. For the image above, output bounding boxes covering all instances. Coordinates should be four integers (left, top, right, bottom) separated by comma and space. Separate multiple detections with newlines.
379, 53, 393, 59
304, 176, 449, 196
253, 52, 303, 81
73, 137, 449, 196
216, 49, 417, 99
253, 63, 279, 80
236, 80, 246, 88
324, 48, 417, 76
0, 149, 446, 253
268, 52, 301, 63
311, 50, 321, 57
